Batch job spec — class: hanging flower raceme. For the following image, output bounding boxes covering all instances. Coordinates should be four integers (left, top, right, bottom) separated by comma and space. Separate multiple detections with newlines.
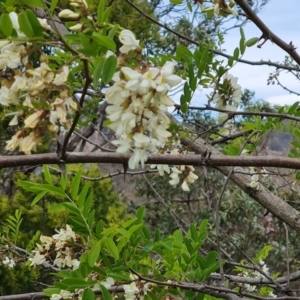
105, 61, 182, 170
211, 72, 242, 118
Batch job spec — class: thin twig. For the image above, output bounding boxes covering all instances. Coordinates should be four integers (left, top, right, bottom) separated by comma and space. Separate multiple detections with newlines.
124, 0, 300, 72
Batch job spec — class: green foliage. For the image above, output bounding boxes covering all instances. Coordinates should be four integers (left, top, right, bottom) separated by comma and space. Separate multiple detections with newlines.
0, 263, 39, 295
0, 165, 126, 247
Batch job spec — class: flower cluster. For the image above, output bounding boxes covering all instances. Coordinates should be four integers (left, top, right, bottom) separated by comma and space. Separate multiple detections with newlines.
211, 72, 242, 119
123, 274, 153, 300
169, 165, 198, 192
248, 167, 268, 190
0, 13, 78, 154
105, 31, 182, 169
29, 225, 80, 269
240, 260, 276, 297
199, 0, 238, 17
2, 256, 16, 268
58, 0, 90, 32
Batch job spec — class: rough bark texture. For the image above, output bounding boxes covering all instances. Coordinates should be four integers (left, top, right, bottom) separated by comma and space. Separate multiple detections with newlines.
180, 136, 300, 233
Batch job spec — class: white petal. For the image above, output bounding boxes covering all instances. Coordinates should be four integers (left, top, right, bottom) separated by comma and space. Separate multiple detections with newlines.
181, 181, 190, 192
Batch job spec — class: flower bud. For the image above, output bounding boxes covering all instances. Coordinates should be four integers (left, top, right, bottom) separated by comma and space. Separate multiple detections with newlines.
69, 23, 83, 32
58, 9, 80, 19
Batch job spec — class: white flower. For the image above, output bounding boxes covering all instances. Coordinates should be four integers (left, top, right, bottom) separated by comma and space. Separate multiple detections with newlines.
119, 29, 140, 53
128, 148, 148, 169
6, 133, 20, 152
244, 283, 256, 292
9, 12, 26, 38
29, 252, 46, 267
150, 164, 170, 176
0, 50, 22, 69
50, 294, 62, 300
9, 114, 18, 126
60, 290, 73, 299
0, 40, 10, 49
24, 110, 44, 128
2, 257, 15, 268
155, 62, 182, 94
181, 181, 190, 192
38, 18, 51, 30
53, 225, 76, 241
19, 134, 37, 154
72, 259, 80, 270
40, 235, 54, 250
212, 72, 241, 113
123, 282, 140, 300
58, 9, 80, 19
69, 23, 83, 32
100, 277, 115, 289
53, 66, 69, 85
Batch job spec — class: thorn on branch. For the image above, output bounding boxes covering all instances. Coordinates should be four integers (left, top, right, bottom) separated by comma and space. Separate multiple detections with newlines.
289, 41, 297, 51
257, 34, 269, 49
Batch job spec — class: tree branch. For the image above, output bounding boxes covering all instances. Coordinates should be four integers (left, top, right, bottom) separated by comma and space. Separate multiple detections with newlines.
124, 0, 300, 71
235, 0, 300, 66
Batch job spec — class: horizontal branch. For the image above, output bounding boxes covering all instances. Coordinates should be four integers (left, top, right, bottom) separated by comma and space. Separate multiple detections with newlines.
174, 104, 300, 123
3, 152, 300, 170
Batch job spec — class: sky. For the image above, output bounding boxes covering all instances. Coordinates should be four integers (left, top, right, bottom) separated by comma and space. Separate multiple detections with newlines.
169, 0, 300, 107
222, 0, 300, 106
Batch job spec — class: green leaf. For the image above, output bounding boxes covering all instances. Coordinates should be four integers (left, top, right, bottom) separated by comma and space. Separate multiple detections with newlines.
288, 101, 299, 114
31, 190, 47, 206
50, 0, 59, 12
170, 0, 182, 3
180, 95, 188, 113
61, 202, 80, 215
239, 37, 246, 55
108, 25, 119, 39
26, 9, 44, 36
245, 37, 259, 47
30, 184, 66, 197
187, 1, 193, 12
48, 203, 65, 212
97, 0, 106, 24
43, 165, 52, 185
83, 191, 93, 218
239, 27, 245, 40
190, 224, 198, 242
93, 59, 105, 87
99, 284, 112, 300
173, 229, 183, 243
43, 288, 61, 297
227, 56, 234, 67
0, 14, 13, 37
82, 288, 95, 300
233, 47, 239, 60
176, 44, 193, 63
71, 169, 82, 199
136, 206, 145, 223
102, 55, 118, 84
18, 12, 34, 37
92, 33, 116, 50
20, 0, 44, 7
77, 182, 90, 209
61, 278, 94, 288
105, 238, 119, 260
88, 243, 101, 267
206, 251, 218, 265
60, 173, 67, 191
